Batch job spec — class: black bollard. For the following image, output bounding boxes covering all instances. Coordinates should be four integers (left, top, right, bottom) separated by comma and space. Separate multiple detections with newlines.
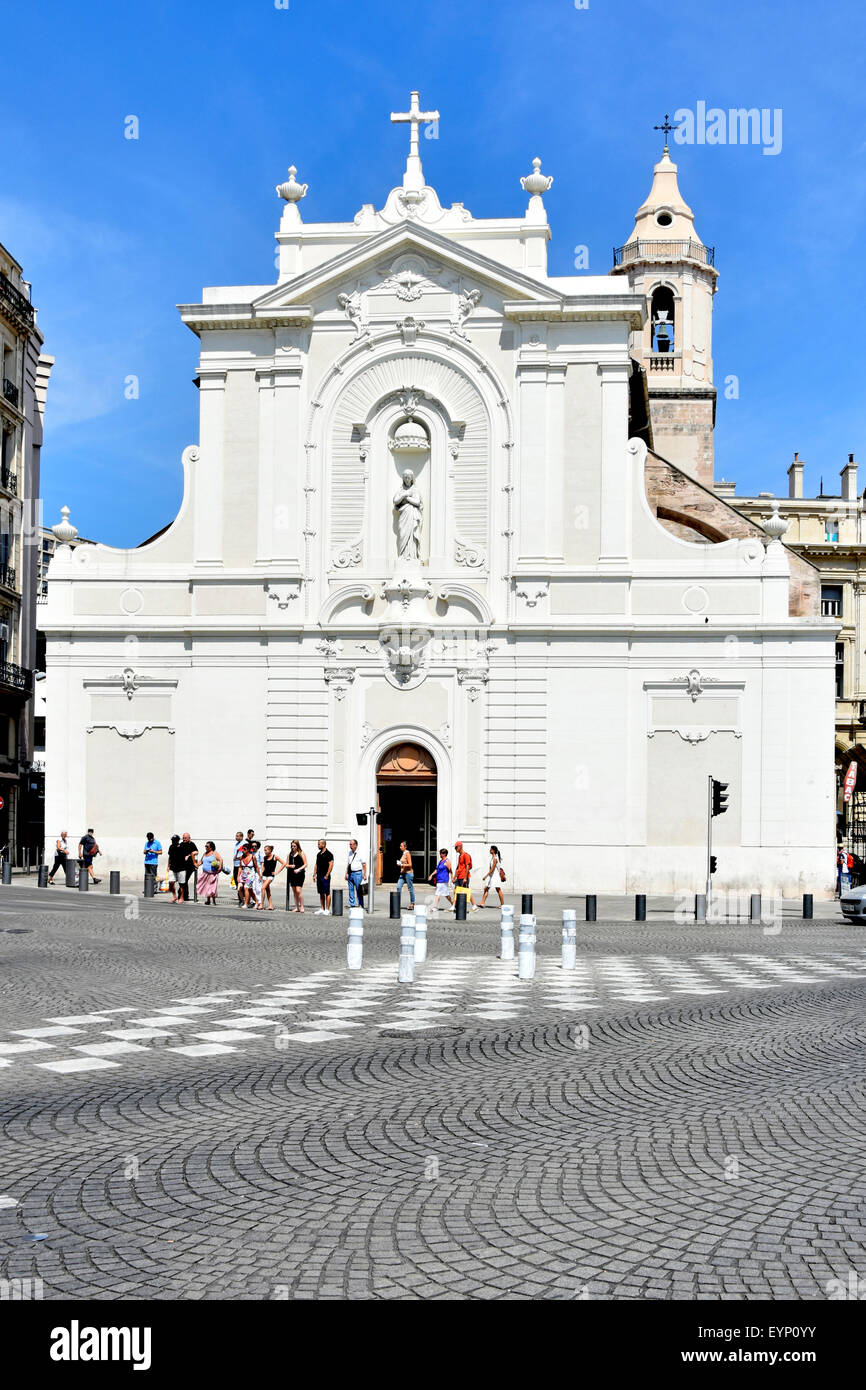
389, 891, 401, 920
331, 888, 343, 917
78, 866, 89, 891
1, 859, 11, 885
521, 893, 533, 915
585, 894, 597, 922
635, 893, 646, 922
455, 893, 468, 921
37, 865, 49, 888
143, 873, 155, 898
802, 893, 813, 920
109, 871, 121, 895
66, 863, 77, 888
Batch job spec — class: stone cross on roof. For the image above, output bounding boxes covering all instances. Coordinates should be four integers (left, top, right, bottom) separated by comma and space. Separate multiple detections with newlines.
391, 90, 439, 190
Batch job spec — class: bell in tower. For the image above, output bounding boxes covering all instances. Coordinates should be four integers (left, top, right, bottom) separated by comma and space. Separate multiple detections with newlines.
611, 119, 719, 487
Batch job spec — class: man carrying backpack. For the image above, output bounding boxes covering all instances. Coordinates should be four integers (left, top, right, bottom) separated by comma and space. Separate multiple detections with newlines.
78, 828, 101, 885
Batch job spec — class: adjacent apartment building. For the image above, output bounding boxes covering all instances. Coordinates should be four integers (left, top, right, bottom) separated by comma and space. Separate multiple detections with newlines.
0, 242, 52, 861
717, 454, 865, 854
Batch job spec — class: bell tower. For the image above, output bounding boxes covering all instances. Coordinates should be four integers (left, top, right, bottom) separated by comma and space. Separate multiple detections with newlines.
611, 122, 719, 486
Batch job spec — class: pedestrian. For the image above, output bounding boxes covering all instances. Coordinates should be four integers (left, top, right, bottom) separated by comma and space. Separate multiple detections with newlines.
427, 847, 453, 911
194, 842, 223, 905
346, 838, 366, 908
836, 845, 844, 898
143, 832, 162, 892
453, 839, 476, 912
479, 844, 506, 908
396, 840, 415, 907
257, 844, 286, 911
47, 830, 69, 884
178, 831, 198, 901
78, 828, 101, 885
250, 839, 265, 908
166, 834, 186, 903
286, 839, 307, 912
232, 832, 244, 901
841, 845, 854, 895
237, 841, 258, 909
315, 838, 334, 914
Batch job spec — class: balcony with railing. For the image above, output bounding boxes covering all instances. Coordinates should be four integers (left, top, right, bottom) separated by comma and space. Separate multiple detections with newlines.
0, 466, 16, 495
0, 660, 31, 693
2, 377, 19, 409
0, 272, 36, 333
613, 240, 715, 268
0, 564, 17, 591
648, 352, 682, 373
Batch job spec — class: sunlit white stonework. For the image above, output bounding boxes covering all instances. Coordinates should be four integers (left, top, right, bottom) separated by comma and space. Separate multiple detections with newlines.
41, 96, 835, 891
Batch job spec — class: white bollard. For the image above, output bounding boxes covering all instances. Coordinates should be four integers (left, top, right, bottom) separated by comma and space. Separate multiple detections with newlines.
517, 913, 536, 980
500, 903, 515, 961
398, 911, 415, 983
414, 903, 428, 963
347, 906, 364, 970
561, 909, 577, 970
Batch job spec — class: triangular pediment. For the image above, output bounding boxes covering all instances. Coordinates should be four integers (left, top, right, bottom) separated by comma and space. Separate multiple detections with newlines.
253, 222, 560, 313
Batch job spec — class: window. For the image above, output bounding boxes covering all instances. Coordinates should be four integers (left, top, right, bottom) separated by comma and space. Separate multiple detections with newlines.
825, 518, 840, 543
822, 585, 843, 617
836, 642, 845, 698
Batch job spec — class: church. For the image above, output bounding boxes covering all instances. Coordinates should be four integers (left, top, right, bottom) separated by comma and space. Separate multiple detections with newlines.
42, 96, 836, 893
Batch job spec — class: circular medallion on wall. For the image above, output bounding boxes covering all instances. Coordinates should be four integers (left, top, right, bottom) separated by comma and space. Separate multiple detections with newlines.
682, 585, 709, 615
120, 587, 145, 616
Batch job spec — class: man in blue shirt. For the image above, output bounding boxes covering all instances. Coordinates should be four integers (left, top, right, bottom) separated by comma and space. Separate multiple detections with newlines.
143, 832, 162, 891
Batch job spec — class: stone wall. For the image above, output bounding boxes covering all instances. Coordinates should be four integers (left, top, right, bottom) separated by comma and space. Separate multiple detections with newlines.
645, 451, 820, 618
648, 394, 716, 488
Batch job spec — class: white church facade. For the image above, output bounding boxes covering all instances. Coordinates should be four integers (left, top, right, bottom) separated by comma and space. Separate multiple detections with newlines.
42, 98, 836, 892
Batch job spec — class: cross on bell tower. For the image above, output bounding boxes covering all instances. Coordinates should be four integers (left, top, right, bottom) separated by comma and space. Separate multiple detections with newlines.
653, 113, 678, 154
390, 90, 439, 191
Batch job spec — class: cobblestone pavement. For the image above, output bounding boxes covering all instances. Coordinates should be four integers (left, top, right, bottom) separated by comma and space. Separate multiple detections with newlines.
0, 885, 864, 1300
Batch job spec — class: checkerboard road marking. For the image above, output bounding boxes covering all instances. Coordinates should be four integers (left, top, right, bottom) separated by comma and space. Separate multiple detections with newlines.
1, 949, 865, 1074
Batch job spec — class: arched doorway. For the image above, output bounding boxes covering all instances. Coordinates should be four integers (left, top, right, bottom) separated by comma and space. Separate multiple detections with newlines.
376, 743, 437, 883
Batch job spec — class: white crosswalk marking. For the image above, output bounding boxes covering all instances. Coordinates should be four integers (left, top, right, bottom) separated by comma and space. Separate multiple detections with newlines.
2, 949, 865, 1072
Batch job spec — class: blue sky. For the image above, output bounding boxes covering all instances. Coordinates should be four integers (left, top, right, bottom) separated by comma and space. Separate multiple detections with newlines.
2, 0, 864, 546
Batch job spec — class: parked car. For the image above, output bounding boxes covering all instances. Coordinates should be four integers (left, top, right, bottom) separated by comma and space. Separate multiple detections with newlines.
840, 886, 866, 921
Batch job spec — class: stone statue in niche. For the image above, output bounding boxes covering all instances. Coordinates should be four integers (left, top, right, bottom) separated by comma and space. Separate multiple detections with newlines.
393, 468, 423, 560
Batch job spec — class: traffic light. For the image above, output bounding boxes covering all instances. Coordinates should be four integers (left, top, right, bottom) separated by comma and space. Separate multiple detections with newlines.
709, 856, 718, 874
711, 780, 729, 817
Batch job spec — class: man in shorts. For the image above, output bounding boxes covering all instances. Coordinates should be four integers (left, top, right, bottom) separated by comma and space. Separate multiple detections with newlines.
315, 838, 334, 914
453, 840, 477, 912
78, 828, 101, 885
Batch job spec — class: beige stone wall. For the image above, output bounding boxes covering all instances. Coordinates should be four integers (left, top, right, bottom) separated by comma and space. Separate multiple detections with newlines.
648, 396, 716, 489
644, 452, 820, 618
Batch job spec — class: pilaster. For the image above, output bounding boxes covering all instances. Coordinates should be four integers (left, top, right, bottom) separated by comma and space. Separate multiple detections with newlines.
194, 370, 227, 565
597, 362, 632, 563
